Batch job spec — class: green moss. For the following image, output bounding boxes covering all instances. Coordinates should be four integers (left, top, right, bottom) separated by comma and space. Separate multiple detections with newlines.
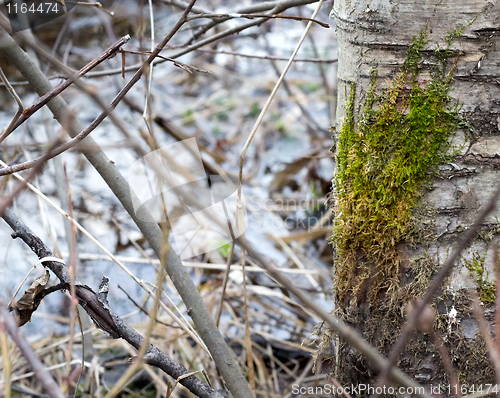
182, 109, 195, 125
247, 102, 261, 118
445, 16, 477, 47
463, 252, 496, 304
333, 27, 463, 304
217, 242, 232, 258
276, 120, 287, 133
297, 81, 321, 94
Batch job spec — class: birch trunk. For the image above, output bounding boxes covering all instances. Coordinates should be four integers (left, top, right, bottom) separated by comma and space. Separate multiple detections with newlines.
330, 0, 500, 387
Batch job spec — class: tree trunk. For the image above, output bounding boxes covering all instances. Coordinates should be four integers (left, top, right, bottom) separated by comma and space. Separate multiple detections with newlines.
329, 0, 500, 388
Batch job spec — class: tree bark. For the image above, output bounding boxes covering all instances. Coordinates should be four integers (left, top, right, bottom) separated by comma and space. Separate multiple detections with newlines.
331, 0, 500, 388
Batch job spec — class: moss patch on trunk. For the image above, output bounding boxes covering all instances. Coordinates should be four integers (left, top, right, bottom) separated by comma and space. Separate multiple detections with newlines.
323, 21, 498, 390
333, 28, 464, 304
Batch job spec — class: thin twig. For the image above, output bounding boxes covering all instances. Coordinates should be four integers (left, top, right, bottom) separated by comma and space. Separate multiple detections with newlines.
186, 13, 330, 28
0, 65, 24, 141
431, 332, 461, 397
0, 35, 130, 144
0, 327, 12, 398
0, 4, 254, 394
104, 232, 168, 398
70, 253, 321, 274
183, 0, 319, 45
58, 0, 321, 79
299, 6, 333, 124
0, 5, 326, 84
4, 22, 234, 361
242, 251, 255, 392
215, 241, 235, 327
469, 288, 500, 388
142, 0, 155, 147
0, 156, 209, 352
234, 235, 430, 397
161, 0, 210, 14
194, 48, 337, 63
261, 29, 330, 135
0, 138, 64, 214
121, 49, 211, 73
124, 97, 224, 175
117, 285, 179, 329
0, 132, 92, 176
330, 376, 352, 398
62, 164, 78, 392
237, 0, 325, 235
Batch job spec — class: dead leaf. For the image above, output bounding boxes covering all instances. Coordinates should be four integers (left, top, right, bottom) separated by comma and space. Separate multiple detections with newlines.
270, 156, 312, 191
14, 270, 50, 326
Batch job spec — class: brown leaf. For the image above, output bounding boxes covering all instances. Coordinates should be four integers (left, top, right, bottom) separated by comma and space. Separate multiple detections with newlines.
270, 156, 312, 191
14, 270, 50, 326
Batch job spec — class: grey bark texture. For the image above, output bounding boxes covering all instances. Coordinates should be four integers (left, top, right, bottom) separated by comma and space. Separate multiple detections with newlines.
0, 20, 252, 398
332, 0, 500, 387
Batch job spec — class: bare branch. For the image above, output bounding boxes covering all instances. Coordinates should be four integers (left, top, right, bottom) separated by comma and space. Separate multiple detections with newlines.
0, 137, 64, 214
0, 34, 130, 144
57, 0, 321, 79
0, 65, 24, 137
186, 13, 330, 29
183, 0, 320, 46
0, 4, 253, 397
1, 208, 224, 398
194, 48, 337, 63
431, 332, 461, 397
